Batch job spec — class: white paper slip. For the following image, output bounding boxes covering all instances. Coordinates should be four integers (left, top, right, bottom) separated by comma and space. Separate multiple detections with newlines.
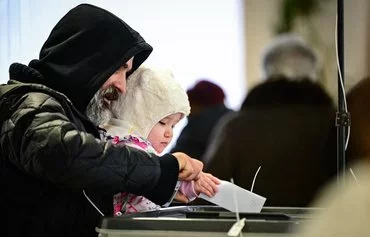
199, 180, 266, 213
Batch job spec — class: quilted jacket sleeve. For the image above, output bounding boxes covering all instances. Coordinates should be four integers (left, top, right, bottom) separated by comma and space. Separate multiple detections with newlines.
0, 92, 179, 204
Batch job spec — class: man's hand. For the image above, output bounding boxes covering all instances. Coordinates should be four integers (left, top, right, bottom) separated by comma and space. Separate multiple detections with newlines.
172, 152, 203, 181
194, 172, 221, 197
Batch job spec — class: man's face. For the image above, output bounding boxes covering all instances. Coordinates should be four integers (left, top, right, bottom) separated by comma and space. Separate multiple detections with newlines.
102, 57, 134, 93
85, 57, 134, 126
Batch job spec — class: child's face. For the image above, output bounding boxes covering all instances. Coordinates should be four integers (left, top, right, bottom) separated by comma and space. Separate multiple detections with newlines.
148, 113, 183, 154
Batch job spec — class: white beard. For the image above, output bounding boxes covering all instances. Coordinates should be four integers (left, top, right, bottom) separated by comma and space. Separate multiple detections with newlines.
85, 91, 113, 127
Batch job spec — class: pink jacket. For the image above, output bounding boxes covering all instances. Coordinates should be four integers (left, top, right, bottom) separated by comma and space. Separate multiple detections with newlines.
111, 135, 197, 216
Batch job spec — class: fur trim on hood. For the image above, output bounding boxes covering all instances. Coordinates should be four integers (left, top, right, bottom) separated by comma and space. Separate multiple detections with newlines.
105, 65, 190, 138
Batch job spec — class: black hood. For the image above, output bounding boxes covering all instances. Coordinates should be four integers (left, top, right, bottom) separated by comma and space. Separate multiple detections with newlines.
21, 3, 152, 112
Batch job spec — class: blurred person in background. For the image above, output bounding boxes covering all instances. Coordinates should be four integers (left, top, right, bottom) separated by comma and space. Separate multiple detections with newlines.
345, 76, 370, 167
171, 80, 234, 161
294, 82, 370, 237
297, 158, 370, 237
203, 34, 337, 207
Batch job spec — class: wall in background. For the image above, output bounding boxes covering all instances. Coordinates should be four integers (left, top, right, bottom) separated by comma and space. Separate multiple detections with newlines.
0, 0, 246, 154
244, 0, 370, 103
343, 0, 370, 89
3, 0, 368, 154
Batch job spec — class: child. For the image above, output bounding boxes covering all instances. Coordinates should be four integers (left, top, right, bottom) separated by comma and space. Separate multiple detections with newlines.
102, 66, 220, 216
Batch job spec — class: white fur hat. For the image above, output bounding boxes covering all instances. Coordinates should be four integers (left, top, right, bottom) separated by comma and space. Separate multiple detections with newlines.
105, 65, 190, 138
261, 34, 320, 81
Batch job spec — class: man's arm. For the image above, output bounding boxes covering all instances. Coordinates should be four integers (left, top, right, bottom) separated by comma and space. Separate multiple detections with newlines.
1, 92, 189, 204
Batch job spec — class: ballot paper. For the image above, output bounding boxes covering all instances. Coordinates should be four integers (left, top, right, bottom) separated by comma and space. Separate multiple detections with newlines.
199, 180, 266, 213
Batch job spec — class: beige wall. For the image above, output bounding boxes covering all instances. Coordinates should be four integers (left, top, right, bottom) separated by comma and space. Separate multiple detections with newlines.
244, 0, 370, 104
344, 0, 370, 89
244, 0, 281, 89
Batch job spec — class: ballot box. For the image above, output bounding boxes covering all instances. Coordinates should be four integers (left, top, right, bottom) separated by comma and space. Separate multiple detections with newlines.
96, 205, 319, 237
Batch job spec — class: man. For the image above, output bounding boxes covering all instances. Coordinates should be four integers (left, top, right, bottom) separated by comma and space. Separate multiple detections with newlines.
0, 4, 202, 237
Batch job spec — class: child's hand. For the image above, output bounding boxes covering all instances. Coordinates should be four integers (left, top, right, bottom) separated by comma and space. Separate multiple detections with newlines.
194, 172, 221, 197
174, 192, 189, 203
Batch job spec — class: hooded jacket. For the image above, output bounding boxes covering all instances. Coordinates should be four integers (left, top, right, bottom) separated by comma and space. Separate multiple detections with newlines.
0, 4, 179, 237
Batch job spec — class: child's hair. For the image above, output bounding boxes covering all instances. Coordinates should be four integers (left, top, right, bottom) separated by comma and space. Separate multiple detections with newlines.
109, 65, 190, 138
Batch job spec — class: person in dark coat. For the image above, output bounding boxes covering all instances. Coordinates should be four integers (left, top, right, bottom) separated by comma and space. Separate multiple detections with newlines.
171, 80, 234, 161
203, 34, 337, 207
346, 76, 370, 166
0, 4, 203, 237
